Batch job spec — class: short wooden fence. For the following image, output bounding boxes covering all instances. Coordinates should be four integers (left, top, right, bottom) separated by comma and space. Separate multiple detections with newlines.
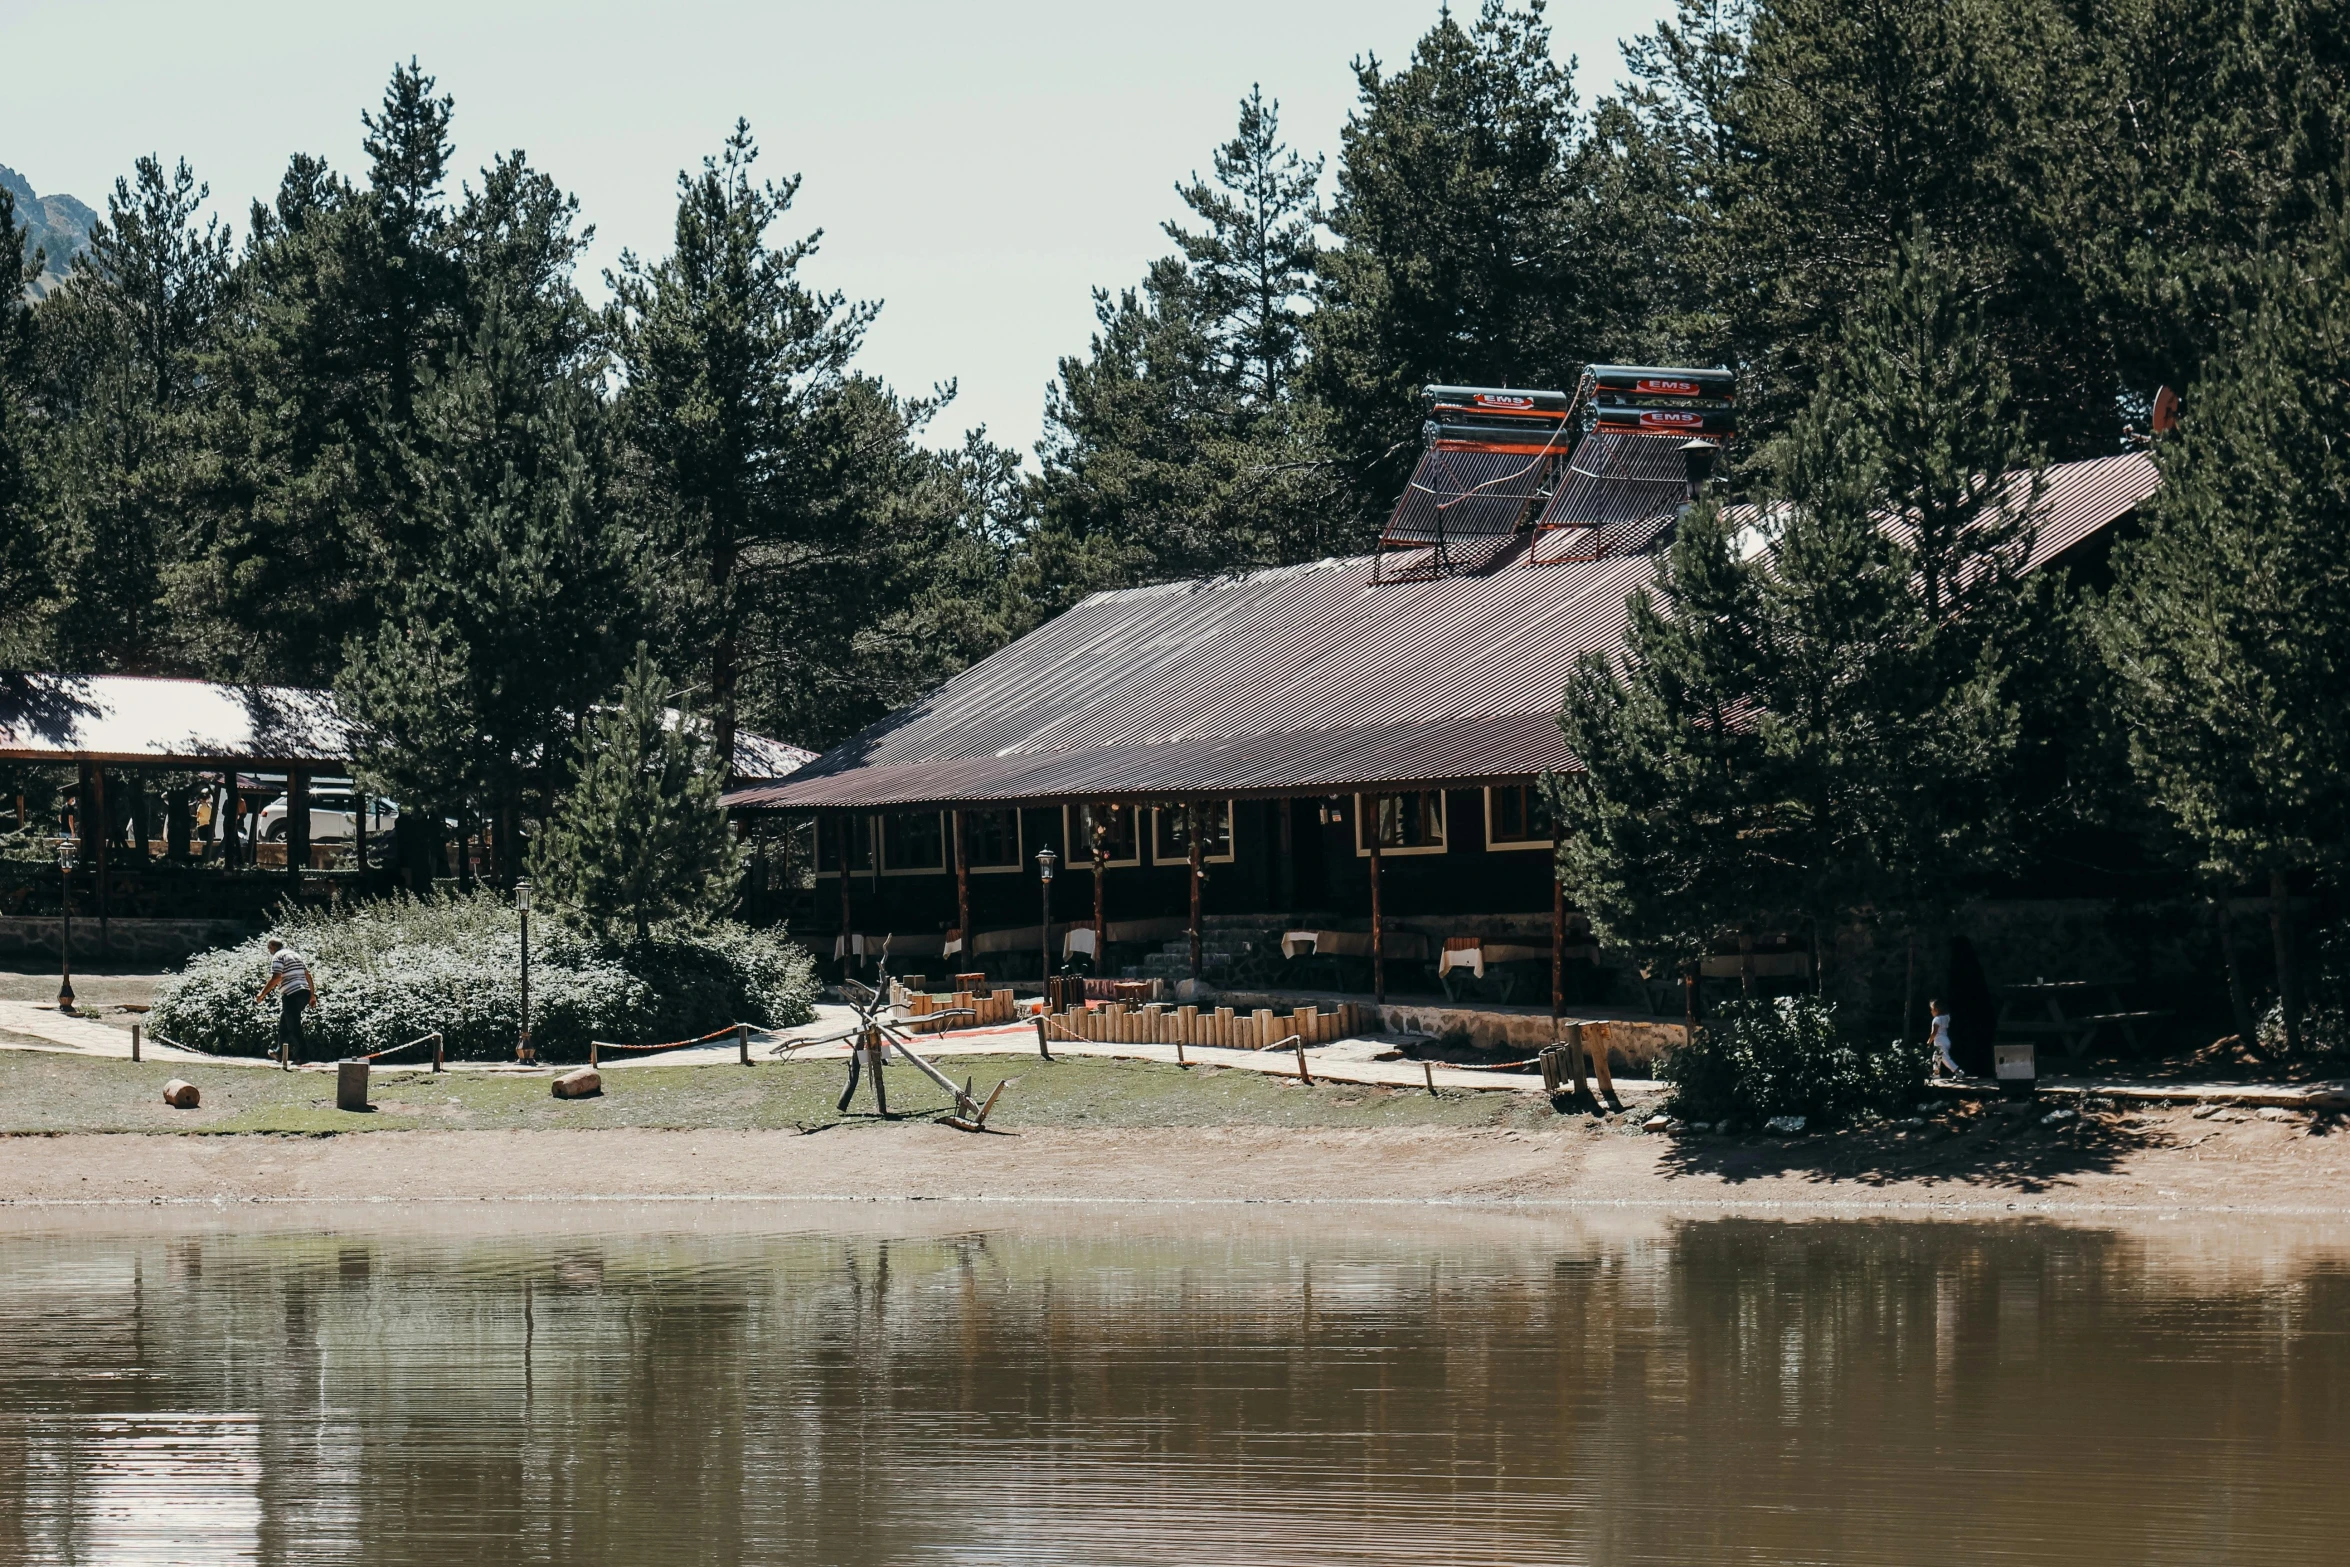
1039, 999, 1367, 1050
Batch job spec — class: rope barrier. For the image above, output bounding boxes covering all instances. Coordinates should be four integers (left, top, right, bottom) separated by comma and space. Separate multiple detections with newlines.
590, 1023, 752, 1066
353, 1031, 444, 1070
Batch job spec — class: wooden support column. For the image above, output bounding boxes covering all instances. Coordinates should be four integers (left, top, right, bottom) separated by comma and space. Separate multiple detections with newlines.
165, 782, 192, 861
1188, 802, 1203, 981
1366, 795, 1385, 1005
953, 809, 971, 965
1276, 797, 1296, 911
352, 789, 369, 882
1551, 832, 1565, 1029
836, 813, 854, 963
1091, 829, 1108, 973
128, 769, 151, 862
88, 764, 109, 950
1552, 828, 1587, 1100
77, 763, 102, 871
285, 768, 311, 883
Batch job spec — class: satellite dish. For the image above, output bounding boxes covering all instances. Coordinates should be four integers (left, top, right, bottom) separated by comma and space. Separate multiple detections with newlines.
2151, 385, 2181, 436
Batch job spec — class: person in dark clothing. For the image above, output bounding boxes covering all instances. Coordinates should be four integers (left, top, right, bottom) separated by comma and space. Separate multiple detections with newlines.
256, 937, 317, 1061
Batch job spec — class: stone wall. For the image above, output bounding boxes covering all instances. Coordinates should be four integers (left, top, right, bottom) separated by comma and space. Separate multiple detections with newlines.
0, 915, 255, 966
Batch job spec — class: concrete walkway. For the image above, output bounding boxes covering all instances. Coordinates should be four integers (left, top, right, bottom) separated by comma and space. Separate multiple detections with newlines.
0, 1000, 232, 1065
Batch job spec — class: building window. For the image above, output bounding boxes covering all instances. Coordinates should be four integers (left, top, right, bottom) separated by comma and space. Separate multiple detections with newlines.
881, 811, 946, 874
1152, 800, 1234, 865
815, 815, 875, 877
1067, 801, 1140, 867
1484, 785, 1553, 851
959, 808, 1022, 872
1354, 791, 1448, 856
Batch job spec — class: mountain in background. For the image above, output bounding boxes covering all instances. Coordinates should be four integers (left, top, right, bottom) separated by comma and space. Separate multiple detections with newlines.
1, 161, 96, 296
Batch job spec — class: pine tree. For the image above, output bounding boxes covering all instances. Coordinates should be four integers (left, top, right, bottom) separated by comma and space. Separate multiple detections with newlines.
607, 121, 876, 768
1311, 0, 1677, 510
1036, 89, 1345, 591
183, 62, 466, 683
336, 152, 644, 881
39, 155, 232, 670
1553, 242, 2056, 1019
0, 185, 56, 664
1165, 85, 1323, 405
529, 647, 735, 942
2102, 223, 2350, 1053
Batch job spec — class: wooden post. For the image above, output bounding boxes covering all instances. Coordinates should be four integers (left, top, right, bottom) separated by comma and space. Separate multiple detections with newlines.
738, 1023, 751, 1066
1574, 1020, 1614, 1102
1277, 796, 1296, 911
128, 769, 151, 862
88, 764, 109, 952
131, 1023, 140, 1063
433, 1032, 444, 1072
286, 768, 311, 883
352, 787, 369, 883
1188, 802, 1203, 981
953, 809, 971, 969
835, 814, 854, 971
1551, 836, 1565, 1033
1092, 828, 1107, 975
1366, 796, 1384, 1004
1294, 1032, 1311, 1084
1424, 1060, 1437, 1094
1034, 1016, 1053, 1061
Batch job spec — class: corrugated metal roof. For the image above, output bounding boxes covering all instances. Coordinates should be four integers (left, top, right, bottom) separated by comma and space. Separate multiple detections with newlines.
726, 727, 816, 783
738, 453, 2160, 812
0, 674, 351, 765
0, 672, 817, 780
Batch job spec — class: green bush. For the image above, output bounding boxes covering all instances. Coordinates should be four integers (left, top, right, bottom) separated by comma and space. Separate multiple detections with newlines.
1659, 996, 1925, 1128
2259, 920, 2350, 1069
149, 891, 817, 1063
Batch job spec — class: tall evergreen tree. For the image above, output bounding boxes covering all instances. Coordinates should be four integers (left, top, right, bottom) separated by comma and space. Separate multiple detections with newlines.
607, 120, 875, 767
184, 61, 467, 683
0, 185, 56, 664
336, 153, 642, 881
1166, 84, 1324, 405
1312, 0, 1676, 510
529, 645, 734, 942
2101, 224, 2350, 1053
1554, 244, 2053, 1014
37, 155, 232, 670
1036, 88, 1344, 592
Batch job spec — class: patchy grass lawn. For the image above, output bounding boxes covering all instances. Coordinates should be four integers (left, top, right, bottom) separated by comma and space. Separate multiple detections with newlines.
0, 1050, 1561, 1136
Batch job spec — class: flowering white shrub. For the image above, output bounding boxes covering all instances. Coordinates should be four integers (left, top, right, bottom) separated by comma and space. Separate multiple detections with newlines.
149, 891, 816, 1062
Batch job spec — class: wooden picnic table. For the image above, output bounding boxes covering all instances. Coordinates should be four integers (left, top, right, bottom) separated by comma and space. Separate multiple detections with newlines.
1995, 980, 2169, 1058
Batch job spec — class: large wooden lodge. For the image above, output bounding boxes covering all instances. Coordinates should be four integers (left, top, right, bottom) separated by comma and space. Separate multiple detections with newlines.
730, 374, 2162, 999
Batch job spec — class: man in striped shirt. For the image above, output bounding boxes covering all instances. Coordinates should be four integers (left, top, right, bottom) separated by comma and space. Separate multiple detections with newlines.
257, 938, 317, 1061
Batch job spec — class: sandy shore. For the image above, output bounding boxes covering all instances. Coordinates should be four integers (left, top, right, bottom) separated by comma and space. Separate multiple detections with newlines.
7, 1104, 2347, 1214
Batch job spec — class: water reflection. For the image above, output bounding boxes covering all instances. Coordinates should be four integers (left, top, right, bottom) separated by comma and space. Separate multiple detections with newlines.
0, 1209, 2345, 1565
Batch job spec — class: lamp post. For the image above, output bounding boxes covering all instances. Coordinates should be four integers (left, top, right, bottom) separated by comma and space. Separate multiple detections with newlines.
56, 839, 74, 1012
1035, 845, 1057, 993
514, 878, 534, 1063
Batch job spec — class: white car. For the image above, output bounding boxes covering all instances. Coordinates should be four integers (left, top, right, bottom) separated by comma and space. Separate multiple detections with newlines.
259, 791, 399, 843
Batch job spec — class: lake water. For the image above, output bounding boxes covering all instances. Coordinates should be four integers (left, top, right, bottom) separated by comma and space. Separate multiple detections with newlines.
0, 1205, 2344, 1565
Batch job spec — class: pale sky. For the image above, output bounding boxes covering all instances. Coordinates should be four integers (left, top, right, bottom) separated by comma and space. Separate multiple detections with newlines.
1, 1, 1673, 455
